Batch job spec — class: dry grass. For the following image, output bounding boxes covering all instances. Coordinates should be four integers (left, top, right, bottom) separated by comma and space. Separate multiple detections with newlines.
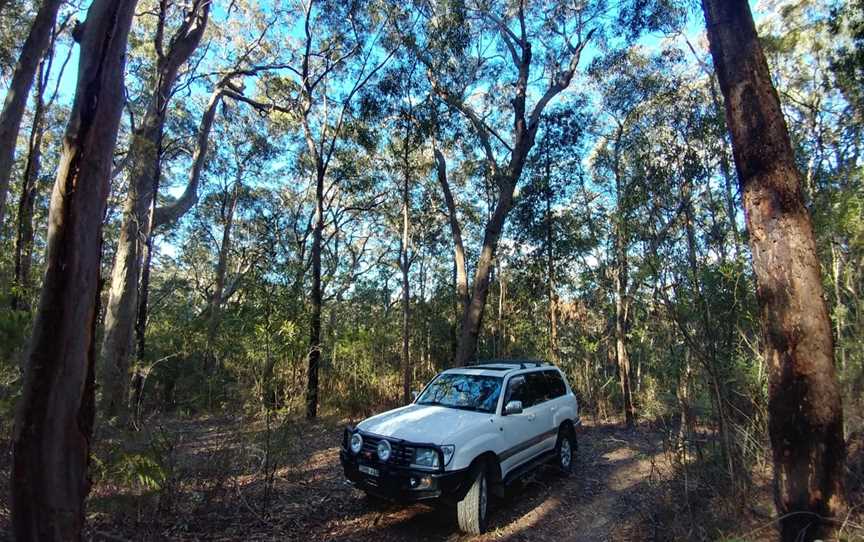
1, 414, 862, 541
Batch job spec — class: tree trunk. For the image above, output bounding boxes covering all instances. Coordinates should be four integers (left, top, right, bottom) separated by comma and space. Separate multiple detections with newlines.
135, 223, 155, 366
830, 241, 846, 374
11, 1, 137, 539
425, 5, 592, 366
707, 74, 744, 255
677, 346, 693, 452
454, 177, 518, 366
12, 56, 49, 312
433, 146, 468, 319
683, 180, 737, 486
497, 264, 506, 357
0, 0, 62, 229
545, 151, 559, 363
401, 142, 411, 404
100, 0, 211, 422
207, 181, 240, 349
701, 1, 847, 539
153, 87, 223, 228
612, 128, 635, 428
134, 148, 163, 382
132, 87, 222, 378
306, 167, 324, 419
614, 228, 635, 428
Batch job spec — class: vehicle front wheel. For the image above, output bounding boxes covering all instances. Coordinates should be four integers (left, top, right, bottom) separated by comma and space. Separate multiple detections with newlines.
456, 463, 489, 534
555, 426, 576, 476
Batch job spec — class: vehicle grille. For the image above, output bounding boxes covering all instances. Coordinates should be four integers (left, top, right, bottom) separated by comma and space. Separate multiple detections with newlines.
361, 434, 415, 466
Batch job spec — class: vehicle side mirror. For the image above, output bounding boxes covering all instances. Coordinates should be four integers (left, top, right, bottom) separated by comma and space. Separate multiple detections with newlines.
411, 390, 419, 400
504, 400, 523, 415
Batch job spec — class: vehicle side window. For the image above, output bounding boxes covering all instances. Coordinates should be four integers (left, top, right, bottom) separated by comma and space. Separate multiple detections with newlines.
504, 375, 528, 407
525, 371, 551, 406
544, 370, 566, 398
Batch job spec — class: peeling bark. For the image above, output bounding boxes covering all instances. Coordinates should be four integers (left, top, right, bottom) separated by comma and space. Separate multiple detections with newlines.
702, 1, 847, 539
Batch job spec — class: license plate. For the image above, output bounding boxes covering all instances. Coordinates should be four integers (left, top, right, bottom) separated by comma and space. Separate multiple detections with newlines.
359, 465, 379, 477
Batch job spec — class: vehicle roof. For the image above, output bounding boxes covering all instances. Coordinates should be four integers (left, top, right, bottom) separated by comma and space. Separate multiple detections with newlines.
443, 359, 555, 377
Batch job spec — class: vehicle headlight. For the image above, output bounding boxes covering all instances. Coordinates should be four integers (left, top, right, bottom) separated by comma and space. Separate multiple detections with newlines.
377, 439, 392, 461
413, 446, 455, 469
350, 433, 363, 454
412, 447, 440, 469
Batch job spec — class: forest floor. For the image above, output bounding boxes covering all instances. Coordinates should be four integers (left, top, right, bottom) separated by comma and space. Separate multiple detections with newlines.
1, 415, 862, 541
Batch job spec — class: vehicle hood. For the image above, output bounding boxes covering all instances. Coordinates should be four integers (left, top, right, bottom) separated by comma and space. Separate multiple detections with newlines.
357, 403, 493, 445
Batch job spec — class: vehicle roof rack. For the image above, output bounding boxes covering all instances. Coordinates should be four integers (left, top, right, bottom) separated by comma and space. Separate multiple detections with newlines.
470, 359, 549, 370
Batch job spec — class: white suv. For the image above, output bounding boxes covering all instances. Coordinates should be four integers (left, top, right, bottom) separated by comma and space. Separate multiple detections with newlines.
340, 360, 580, 534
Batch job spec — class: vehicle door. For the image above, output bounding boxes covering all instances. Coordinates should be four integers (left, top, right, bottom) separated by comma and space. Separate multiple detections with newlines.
542, 370, 570, 444
524, 370, 556, 454
497, 372, 546, 475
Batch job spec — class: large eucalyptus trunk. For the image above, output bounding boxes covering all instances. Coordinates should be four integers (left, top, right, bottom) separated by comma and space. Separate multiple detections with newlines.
444, 15, 592, 365
10, 1, 137, 538
702, 1, 846, 539
0, 0, 62, 229
100, 0, 210, 422
454, 176, 518, 366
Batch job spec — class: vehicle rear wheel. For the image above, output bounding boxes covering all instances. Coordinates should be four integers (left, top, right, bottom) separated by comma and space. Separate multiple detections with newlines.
555, 426, 576, 476
456, 463, 488, 534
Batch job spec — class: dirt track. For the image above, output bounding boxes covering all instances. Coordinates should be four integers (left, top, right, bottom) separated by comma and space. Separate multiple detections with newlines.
72, 416, 776, 542
308, 422, 673, 542
9, 414, 845, 541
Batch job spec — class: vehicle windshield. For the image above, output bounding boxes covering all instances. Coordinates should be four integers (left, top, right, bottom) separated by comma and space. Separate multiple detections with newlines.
416, 373, 503, 413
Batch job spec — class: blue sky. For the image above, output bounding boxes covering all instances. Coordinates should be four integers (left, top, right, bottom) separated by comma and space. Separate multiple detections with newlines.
18, 1, 768, 115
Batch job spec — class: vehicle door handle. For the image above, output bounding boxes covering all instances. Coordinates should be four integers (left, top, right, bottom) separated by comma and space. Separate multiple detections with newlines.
528, 413, 536, 421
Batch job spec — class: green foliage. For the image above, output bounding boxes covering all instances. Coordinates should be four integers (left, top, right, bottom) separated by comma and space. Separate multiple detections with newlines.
93, 427, 177, 495
831, 0, 864, 113
115, 452, 168, 492
0, 7, 860, 534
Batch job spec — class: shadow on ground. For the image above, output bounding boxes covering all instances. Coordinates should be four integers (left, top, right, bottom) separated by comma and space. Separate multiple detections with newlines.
2, 415, 861, 541
76, 418, 719, 541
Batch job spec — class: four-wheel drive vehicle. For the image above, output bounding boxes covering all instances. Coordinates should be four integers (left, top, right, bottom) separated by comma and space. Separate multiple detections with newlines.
340, 360, 580, 534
